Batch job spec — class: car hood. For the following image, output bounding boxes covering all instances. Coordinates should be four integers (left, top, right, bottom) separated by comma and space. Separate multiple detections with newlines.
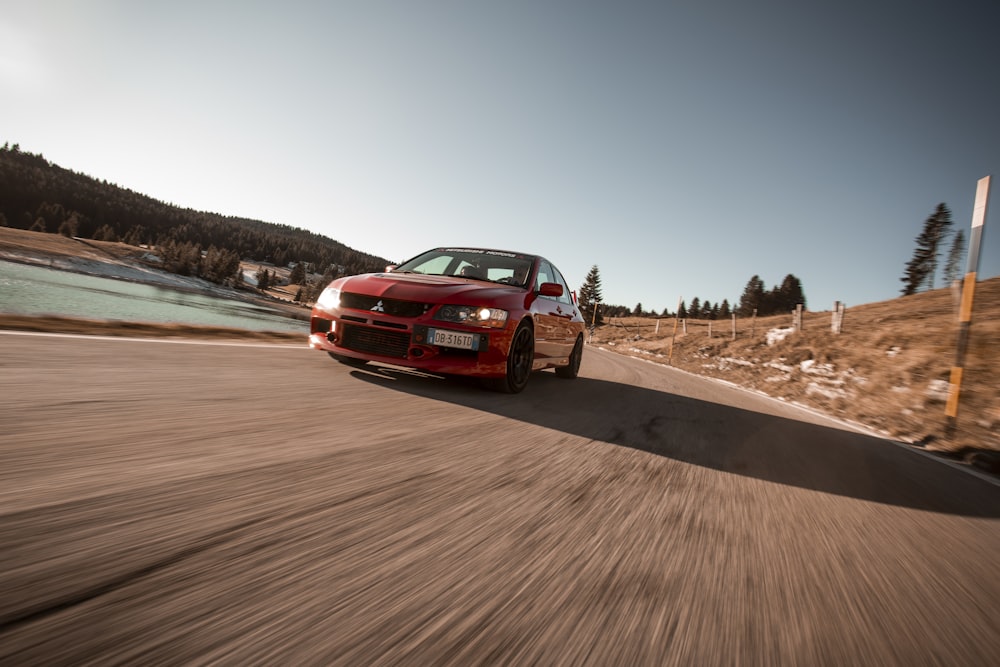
337, 272, 523, 303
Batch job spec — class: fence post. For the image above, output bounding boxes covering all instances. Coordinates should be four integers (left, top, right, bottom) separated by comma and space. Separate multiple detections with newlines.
793, 304, 803, 332
751, 308, 757, 337
831, 301, 846, 334
708, 321, 712, 338
731, 313, 737, 340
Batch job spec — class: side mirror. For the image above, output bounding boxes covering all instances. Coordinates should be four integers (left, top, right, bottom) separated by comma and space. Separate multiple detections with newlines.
385, 264, 397, 272
538, 282, 563, 297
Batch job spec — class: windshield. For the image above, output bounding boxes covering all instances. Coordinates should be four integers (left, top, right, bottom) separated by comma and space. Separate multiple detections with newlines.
393, 248, 536, 288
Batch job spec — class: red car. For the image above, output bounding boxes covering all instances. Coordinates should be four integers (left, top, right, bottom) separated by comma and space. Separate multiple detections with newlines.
309, 247, 586, 392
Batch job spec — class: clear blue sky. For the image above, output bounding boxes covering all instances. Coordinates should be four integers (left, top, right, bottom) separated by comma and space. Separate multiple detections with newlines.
3, 0, 998, 314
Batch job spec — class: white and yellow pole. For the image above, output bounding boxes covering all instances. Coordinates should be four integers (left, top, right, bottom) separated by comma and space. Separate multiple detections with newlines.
945, 175, 991, 436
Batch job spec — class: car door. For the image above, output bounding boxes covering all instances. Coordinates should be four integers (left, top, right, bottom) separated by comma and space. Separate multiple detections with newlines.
548, 264, 580, 352
531, 260, 569, 361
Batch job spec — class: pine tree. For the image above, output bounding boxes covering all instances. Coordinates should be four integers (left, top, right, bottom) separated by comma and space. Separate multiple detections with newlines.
719, 299, 731, 319
578, 265, 604, 326
289, 261, 306, 285
689, 297, 701, 319
633, 303, 643, 316
901, 203, 953, 295
255, 266, 271, 290
677, 300, 688, 319
774, 274, 806, 312
943, 229, 966, 285
737, 276, 765, 316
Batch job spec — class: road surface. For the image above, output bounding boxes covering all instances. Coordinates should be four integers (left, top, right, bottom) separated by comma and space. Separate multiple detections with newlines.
1, 332, 998, 665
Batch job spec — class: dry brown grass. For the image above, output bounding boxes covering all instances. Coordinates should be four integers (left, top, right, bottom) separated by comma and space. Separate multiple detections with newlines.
0, 225, 149, 262
592, 278, 1000, 458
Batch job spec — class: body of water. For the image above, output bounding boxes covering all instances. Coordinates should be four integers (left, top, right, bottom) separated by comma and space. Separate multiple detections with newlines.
0, 260, 308, 334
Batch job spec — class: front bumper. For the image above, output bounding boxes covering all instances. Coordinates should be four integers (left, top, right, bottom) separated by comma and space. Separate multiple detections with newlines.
309, 309, 512, 377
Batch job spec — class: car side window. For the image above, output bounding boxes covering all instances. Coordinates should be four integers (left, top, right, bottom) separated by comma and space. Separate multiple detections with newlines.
535, 260, 570, 304
535, 260, 554, 294
551, 266, 573, 305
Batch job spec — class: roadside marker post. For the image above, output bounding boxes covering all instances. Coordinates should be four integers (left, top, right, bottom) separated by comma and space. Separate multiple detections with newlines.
668, 296, 681, 365
945, 175, 991, 437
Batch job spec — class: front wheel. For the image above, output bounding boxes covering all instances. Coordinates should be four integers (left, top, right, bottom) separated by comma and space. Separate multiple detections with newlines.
487, 321, 534, 393
555, 335, 583, 378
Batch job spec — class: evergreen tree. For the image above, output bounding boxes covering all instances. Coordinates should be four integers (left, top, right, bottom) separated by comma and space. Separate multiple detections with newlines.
289, 261, 306, 285
688, 297, 701, 319
719, 299, 731, 319
737, 275, 766, 316
633, 303, 643, 316
677, 300, 687, 319
255, 266, 271, 290
94, 224, 118, 242
901, 203, 953, 295
578, 265, 604, 326
58, 218, 77, 237
774, 274, 806, 312
943, 229, 966, 285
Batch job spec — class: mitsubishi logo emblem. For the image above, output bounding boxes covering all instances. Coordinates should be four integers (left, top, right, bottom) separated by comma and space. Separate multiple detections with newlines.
371, 300, 385, 312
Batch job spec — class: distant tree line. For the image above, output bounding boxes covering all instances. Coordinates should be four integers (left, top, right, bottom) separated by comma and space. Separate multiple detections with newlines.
578, 264, 807, 322
0, 144, 389, 288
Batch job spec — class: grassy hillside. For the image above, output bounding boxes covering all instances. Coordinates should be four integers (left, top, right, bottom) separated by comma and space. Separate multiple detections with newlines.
592, 278, 1000, 464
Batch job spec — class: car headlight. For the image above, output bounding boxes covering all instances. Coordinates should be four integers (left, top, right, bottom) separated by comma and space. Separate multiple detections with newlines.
316, 286, 341, 310
435, 305, 509, 328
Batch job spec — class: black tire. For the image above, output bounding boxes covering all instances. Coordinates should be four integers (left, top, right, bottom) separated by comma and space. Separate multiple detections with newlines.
555, 335, 583, 379
488, 320, 534, 393
328, 352, 368, 367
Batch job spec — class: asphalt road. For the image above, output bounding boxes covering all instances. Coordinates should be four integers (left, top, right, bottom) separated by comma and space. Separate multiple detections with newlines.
1, 332, 998, 666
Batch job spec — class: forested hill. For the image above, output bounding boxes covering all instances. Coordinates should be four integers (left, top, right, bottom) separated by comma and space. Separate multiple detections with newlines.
0, 144, 390, 277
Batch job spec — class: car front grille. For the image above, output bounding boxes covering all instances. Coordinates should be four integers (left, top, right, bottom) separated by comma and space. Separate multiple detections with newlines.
341, 293, 429, 318
340, 323, 410, 359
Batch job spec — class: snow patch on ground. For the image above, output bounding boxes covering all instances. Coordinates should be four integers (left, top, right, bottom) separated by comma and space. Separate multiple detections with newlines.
766, 327, 795, 346
926, 379, 951, 402
764, 360, 795, 373
800, 359, 835, 376
702, 356, 754, 371
806, 381, 848, 400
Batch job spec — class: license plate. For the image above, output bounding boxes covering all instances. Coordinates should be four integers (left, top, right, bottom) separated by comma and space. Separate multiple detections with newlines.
427, 328, 479, 350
